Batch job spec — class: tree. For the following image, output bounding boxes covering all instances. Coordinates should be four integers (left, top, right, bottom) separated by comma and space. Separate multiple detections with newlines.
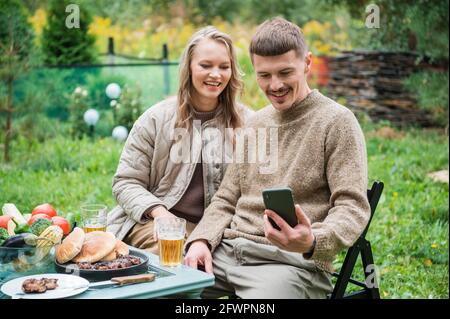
80, 0, 155, 27
327, 0, 449, 60
41, 0, 97, 65
181, 0, 333, 26
0, 0, 35, 162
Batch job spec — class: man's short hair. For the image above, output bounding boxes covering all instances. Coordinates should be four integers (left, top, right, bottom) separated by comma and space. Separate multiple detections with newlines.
249, 17, 308, 59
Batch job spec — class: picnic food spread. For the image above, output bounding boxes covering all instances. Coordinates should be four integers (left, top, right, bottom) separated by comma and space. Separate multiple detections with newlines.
22, 278, 59, 294
55, 228, 142, 269
2, 202, 146, 289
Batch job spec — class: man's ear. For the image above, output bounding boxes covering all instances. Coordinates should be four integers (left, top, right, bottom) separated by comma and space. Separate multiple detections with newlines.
304, 51, 313, 73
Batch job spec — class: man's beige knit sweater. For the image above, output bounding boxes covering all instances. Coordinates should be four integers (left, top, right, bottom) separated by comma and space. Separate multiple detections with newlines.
185, 89, 371, 273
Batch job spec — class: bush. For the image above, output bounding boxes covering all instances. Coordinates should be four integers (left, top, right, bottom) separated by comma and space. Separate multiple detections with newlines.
14, 114, 70, 145
12, 68, 86, 120
42, 0, 97, 65
10, 68, 145, 140
331, 0, 449, 61
67, 86, 91, 138
114, 84, 143, 132
404, 71, 449, 127
84, 71, 127, 111
94, 109, 115, 138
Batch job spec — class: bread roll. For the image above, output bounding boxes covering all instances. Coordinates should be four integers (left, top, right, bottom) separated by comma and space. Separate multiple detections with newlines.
55, 227, 85, 264
100, 239, 129, 261
72, 231, 116, 263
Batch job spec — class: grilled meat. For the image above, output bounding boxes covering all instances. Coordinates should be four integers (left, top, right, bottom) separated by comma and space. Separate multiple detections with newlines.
76, 255, 142, 270
42, 278, 59, 290
22, 278, 59, 294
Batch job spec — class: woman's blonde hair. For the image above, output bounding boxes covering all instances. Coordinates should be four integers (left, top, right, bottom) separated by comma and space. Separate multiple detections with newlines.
176, 26, 243, 130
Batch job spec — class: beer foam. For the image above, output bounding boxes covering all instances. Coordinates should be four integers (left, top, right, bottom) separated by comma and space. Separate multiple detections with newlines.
159, 233, 184, 240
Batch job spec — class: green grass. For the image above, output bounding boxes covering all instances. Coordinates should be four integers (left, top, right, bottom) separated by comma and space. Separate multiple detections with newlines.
0, 124, 448, 298
366, 127, 448, 298
0, 136, 122, 213
333, 125, 449, 298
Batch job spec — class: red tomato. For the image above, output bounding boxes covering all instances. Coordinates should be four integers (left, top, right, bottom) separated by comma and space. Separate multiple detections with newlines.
28, 213, 52, 225
32, 203, 57, 218
0, 215, 12, 229
52, 216, 70, 235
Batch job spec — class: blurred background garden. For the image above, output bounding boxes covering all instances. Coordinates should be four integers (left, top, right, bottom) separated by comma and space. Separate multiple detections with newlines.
0, 0, 448, 298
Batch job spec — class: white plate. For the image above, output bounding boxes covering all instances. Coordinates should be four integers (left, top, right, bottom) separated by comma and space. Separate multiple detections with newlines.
1, 274, 89, 299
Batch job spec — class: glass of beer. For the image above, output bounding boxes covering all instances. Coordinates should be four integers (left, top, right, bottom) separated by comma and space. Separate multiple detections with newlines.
80, 204, 107, 233
156, 217, 186, 267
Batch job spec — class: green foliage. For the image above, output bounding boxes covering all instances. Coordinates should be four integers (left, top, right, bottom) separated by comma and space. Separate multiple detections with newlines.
68, 86, 90, 139
190, 0, 244, 24
94, 109, 115, 138
14, 113, 70, 145
0, 0, 35, 162
24, 0, 450, 62
0, 0, 34, 65
84, 71, 127, 111
11, 68, 85, 121
7, 65, 173, 141
114, 85, 144, 132
65, 72, 131, 139
78, 0, 155, 27
404, 71, 449, 127
406, 1, 449, 60
238, 53, 268, 109
244, 0, 332, 26
153, 0, 334, 26
329, 0, 449, 60
41, 0, 97, 65
0, 0, 35, 94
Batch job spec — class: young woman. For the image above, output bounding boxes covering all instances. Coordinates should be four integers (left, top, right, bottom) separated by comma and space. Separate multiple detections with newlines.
106, 26, 253, 253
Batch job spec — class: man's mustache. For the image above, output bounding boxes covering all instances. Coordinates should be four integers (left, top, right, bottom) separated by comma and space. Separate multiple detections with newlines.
268, 87, 290, 94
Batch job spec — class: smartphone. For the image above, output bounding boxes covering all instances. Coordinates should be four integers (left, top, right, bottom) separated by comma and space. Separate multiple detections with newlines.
262, 187, 298, 231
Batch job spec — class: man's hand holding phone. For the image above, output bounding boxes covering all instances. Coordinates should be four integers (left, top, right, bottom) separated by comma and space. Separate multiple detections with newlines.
263, 204, 316, 255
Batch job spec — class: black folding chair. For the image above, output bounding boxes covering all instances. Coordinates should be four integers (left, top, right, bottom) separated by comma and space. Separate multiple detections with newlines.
328, 180, 384, 299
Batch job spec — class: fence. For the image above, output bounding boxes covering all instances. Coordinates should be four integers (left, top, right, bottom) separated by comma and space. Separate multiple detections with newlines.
15, 37, 180, 121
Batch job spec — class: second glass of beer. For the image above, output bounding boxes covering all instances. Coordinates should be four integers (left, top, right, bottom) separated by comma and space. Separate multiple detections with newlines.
156, 216, 186, 267
80, 204, 107, 233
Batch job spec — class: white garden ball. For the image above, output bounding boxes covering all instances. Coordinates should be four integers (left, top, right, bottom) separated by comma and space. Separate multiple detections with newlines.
112, 126, 128, 141
105, 83, 121, 99
83, 109, 100, 126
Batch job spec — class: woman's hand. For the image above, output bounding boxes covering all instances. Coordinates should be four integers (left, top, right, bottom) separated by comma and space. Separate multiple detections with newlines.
150, 206, 175, 241
150, 206, 174, 219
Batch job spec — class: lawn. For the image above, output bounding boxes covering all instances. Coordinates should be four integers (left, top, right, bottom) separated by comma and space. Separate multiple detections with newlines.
0, 123, 448, 298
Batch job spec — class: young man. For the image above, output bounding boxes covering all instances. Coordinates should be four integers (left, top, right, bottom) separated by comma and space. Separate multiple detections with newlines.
184, 17, 371, 299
